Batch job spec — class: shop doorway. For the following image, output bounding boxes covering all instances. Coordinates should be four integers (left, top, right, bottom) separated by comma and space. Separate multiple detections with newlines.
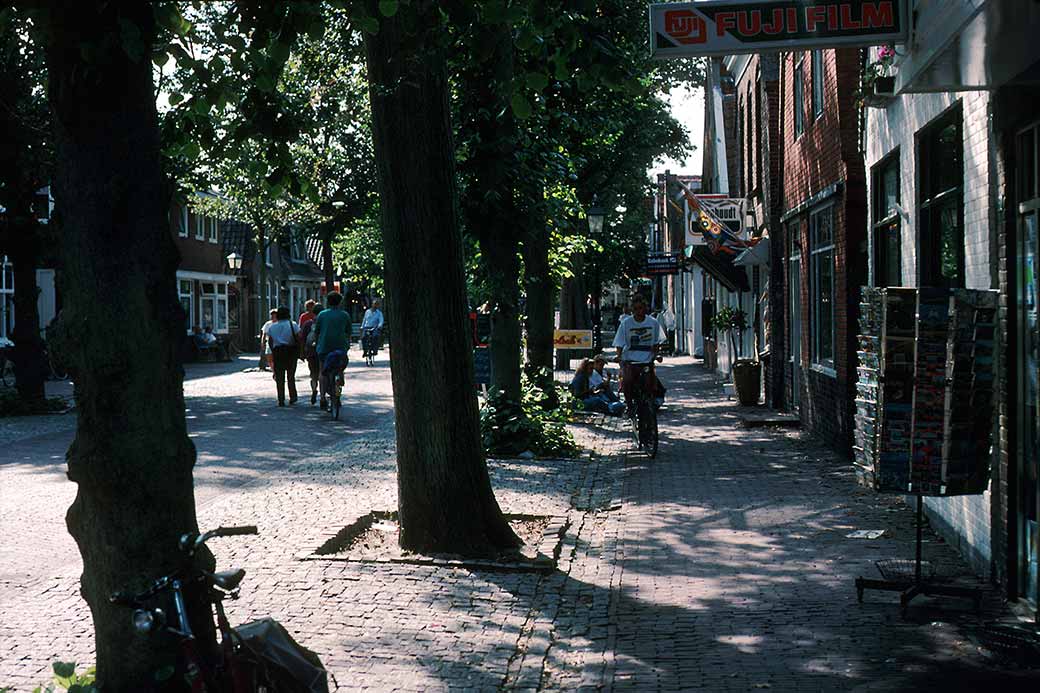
1015, 123, 1040, 609
789, 249, 802, 410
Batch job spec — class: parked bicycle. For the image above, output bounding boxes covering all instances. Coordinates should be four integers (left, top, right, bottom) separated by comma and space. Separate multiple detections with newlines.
110, 524, 329, 692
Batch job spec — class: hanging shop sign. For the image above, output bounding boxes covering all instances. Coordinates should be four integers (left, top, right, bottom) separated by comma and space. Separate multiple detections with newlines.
646, 252, 681, 276
650, 0, 910, 59
553, 329, 594, 350
473, 346, 492, 385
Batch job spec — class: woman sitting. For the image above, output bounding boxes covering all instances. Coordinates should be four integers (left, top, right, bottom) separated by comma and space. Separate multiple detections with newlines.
570, 358, 625, 416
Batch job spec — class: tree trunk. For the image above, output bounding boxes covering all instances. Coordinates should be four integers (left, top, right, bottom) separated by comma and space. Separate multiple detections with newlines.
322, 225, 335, 295
521, 202, 557, 401
44, 3, 212, 687
9, 225, 47, 403
554, 252, 590, 370
459, 20, 522, 403
364, 1, 519, 555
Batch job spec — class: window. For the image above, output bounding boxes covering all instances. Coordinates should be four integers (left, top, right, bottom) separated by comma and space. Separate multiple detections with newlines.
194, 212, 205, 240
738, 100, 746, 196
755, 70, 763, 191
178, 279, 194, 332
208, 217, 219, 244
918, 106, 964, 287
787, 227, 800, 360
811, 50, 824, 119
178, 206, 188, 237
794, 56, 805, 137
265, 243, 273, 267
872, 152, 902, 287
290, 238, 304, 262
810, 205, 835, 368
200, 282, 229, 332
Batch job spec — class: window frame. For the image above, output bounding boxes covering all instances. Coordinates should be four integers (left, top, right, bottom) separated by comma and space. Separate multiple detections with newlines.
265, 242, 273, 267
917, 105, 964, 288
178, 207, 189, 238
794, 55, 805, 138
208, 217, 219, 244
787, 224, 800, 364
809, 204, 836, 370
871, 150, 902, 288
811, 50, 824, 120
178, 279, 194, 333
199, 282, 229, 333
194, 212, 205, 240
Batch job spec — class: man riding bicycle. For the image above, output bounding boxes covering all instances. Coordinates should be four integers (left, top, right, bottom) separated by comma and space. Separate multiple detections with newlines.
612, 294, 667, 415
361, 298, 385, 363
312, 291, 351, 410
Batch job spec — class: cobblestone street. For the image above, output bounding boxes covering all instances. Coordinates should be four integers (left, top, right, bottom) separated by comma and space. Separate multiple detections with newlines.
1, 355, 1038, 690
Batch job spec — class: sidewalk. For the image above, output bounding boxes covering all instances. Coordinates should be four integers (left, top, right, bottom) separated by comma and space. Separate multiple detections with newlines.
2, 357, 1038, 691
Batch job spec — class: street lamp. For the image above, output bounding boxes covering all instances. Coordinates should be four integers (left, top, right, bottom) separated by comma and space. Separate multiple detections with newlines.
226, 251, 243, 271
587, 195, 606, 236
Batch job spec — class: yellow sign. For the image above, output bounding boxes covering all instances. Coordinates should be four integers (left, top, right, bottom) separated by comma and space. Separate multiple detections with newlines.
553, 329, 594, 350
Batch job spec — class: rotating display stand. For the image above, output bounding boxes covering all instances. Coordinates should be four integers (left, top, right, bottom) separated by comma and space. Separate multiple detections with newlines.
852, 288, 997, 615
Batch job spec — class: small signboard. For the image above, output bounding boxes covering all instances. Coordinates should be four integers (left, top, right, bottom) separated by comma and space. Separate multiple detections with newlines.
646, 253, 681, 276
553, 329, 594, 350
650, 0, 910, 59
473, 346, 492, 385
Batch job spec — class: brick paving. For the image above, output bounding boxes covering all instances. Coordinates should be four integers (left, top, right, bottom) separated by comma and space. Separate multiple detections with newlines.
2, 355, 1039, 690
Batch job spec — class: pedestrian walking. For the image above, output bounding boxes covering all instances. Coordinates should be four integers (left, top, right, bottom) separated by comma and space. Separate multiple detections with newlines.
259, 308, 277, 371
267, 306, 300, 406
299, 299, 317, 329
312, 291, 352, 410
299, 301, 322, 405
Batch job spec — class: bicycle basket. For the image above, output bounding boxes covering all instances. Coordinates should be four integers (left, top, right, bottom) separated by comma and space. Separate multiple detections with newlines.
235, 617, 329, 693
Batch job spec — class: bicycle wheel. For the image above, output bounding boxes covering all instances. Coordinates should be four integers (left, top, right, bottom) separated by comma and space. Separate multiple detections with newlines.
331, 377, 342, 420
638, 401, 659, 459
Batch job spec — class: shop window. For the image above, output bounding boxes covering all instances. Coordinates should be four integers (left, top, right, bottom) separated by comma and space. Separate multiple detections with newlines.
794, 56, 805, 138
872, 152, 902, 287
811, 50, 824, 120
918, 106, 964, 288
810, 205, 835, 368
179, 279, 194, 332
200, 282, 229, 333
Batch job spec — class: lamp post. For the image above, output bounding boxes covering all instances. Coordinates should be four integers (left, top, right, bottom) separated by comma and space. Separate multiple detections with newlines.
587, 196, 606, 350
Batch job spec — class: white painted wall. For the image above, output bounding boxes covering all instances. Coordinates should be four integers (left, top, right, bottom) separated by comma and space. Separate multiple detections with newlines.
864, 89, 995, 575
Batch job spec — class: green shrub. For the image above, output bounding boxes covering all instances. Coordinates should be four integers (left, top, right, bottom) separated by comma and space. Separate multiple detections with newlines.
27, 662, 97, 693
481, 369, 581, 458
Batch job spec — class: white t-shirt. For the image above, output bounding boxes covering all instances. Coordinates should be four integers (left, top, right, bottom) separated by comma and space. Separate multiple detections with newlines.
612, 314, 666, 363
589, 370, 605, 389
261, 319, 275, 353
659, 308, 676, 330
266, 320, 299, 348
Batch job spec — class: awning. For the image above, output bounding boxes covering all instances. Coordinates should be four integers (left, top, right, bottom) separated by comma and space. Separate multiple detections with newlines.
688, 246, 750, 293
733, 237, 770, 267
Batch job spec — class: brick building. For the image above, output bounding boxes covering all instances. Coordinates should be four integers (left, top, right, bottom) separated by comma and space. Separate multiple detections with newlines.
780, 47, 867, 452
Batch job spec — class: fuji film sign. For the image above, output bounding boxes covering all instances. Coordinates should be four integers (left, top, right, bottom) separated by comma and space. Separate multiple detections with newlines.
650, 0, 909, 59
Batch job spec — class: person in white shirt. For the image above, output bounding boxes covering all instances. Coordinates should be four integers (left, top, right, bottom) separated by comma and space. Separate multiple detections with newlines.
612, 294, 666, 410
266, 307, 300, 406
259, 308, 277, 370
658, 306, 676, 354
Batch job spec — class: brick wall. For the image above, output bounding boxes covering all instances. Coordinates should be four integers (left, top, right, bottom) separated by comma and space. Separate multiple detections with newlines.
779, 48, 865, 454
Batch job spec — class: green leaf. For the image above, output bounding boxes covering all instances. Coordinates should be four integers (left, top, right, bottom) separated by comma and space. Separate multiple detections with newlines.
510, 93, 532, 120
360, 16, 380, 34
182, 141, 201, 160
167, 92, 184, 106
52, 663, 76, 679
151, 50, 169, 67
526, 72, 549, 92
154, 665, 175, 682
378, 0, 399, 17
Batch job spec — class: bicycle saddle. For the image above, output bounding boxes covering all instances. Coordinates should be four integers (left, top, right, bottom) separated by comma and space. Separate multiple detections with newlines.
212, 568, 246, 591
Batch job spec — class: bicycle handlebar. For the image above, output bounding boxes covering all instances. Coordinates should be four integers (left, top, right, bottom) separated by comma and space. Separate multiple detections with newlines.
211, 525, 258, 538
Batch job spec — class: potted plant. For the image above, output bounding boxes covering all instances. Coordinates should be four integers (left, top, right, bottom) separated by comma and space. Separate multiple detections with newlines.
856, 45, 897, 108
713, 306, 760, 405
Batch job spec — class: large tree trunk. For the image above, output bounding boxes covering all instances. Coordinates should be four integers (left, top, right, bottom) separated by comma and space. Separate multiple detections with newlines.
44, 3, 212, 687
365, 0, 519, 555
459, 20, 522, 403
9, 224, 47, 403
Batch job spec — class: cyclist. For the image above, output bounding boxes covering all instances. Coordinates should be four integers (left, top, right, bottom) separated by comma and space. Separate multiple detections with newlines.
312, 291, 351, 410
612, 293, 667, 415
361, 298, 385, 362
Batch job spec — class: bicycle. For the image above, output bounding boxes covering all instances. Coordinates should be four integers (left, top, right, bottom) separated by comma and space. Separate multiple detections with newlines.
620, 356, 662, 459
360, 327, 381, 367
320, 350, 348, 420
110, 525, 329, 692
